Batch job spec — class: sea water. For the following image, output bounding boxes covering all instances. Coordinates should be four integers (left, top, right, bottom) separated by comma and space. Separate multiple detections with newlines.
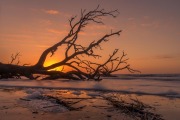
0, 74, 180, 98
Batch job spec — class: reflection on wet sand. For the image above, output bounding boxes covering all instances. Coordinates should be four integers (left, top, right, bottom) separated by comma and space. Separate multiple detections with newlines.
0, 87, 180, 120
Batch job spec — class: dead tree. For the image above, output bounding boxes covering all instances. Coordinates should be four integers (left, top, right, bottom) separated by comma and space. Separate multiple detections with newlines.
0, 6, 139, 80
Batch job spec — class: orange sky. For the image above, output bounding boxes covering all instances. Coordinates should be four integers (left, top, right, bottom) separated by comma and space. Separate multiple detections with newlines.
0, 0, 180, 74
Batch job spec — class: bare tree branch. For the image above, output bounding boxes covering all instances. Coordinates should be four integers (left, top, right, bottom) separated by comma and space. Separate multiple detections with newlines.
0, 6, 139, 80
10, 52, 20, 64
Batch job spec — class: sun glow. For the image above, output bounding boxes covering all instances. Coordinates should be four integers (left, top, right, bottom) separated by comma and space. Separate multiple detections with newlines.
44, 60, 63, 71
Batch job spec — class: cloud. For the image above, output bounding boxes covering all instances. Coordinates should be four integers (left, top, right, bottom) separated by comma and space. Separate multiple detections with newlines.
63, 24, 114, 31
0, 33, 33, 39
87, 25, 114, 30
141, 21, 159, 28
40, 20, 53, 25
44, 9, 59, 15
42, 9, 71, 18
47, 28, 68, 35
155, 55, 175, 59
47, 28, 104, 37
141, 23, 153, 27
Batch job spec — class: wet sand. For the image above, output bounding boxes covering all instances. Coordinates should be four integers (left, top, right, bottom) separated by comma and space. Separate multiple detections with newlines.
0, 87, 180, 120
0, 88, 132, 120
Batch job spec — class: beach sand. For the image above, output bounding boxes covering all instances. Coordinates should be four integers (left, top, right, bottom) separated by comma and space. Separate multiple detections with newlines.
0, 87, 180, 120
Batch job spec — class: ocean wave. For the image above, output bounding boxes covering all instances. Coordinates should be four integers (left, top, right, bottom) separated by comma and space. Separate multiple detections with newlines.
0, 75, 180, 98
0, 84, 180, 98
104, 74, 180, 81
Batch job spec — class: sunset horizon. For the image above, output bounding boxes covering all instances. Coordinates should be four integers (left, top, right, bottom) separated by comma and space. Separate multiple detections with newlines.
0, 1, 180, 120
1, 0, 180, 74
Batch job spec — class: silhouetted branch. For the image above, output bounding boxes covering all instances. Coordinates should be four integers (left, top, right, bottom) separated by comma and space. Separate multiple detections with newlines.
10, 52, 20, 64
0, 6, 139, 80
35, 6, 120, 69
102, 51, 141, 76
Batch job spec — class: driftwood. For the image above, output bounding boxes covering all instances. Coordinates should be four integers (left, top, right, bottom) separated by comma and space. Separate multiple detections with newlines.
0, 6, 140, 80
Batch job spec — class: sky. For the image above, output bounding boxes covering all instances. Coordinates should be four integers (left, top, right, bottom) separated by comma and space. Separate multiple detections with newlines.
0, 0, 180, 74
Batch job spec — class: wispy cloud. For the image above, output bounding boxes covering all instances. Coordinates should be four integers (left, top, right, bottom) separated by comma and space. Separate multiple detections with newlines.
141, 23, 153, 27
47, 28, 68, 35
40, 20, 53, 25
0, 33, 33, 39
63, 24, 114, 30
155, 55, 175, 59
42, 9, 71, 17
87, 24, 114, 30
43, 9, 59, 15
141, 21, 159, 28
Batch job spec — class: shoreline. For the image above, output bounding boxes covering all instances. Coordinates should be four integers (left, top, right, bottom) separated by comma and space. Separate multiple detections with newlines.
0, 78, 179, 99
1, 87, 180, 120
0, 87, 132, 120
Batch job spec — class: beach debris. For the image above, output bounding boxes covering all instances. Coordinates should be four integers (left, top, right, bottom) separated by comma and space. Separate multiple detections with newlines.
19, 98, 69, 113
19, 98, 31, 101
19, 89, 87, 113
103, 95, 164, 120
87, 92, 101, 97
32, 111, 38, 114
107, 115, 112, 117
19, 90, 69, 113
63, 97, 93, 99
72, 91, 82, 96
1, 106, 9, 110
45, 95, 86, 111
18, 88, 164, 119
25, 91, 43, 99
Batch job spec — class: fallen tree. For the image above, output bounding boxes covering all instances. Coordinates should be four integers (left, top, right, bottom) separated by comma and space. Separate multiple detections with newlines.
0, 6, 140, 80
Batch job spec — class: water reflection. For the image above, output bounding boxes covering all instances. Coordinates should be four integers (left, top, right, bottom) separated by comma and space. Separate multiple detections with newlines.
0, 78, 180, 98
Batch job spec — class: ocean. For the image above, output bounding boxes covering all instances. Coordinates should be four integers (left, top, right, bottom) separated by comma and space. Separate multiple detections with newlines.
0, 74, 180, 98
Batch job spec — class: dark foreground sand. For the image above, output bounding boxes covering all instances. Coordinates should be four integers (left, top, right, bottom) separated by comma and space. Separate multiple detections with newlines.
0, 87, 180, 120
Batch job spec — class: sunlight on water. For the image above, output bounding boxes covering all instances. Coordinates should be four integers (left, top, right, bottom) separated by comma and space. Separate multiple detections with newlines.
0, 74, 180, 98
